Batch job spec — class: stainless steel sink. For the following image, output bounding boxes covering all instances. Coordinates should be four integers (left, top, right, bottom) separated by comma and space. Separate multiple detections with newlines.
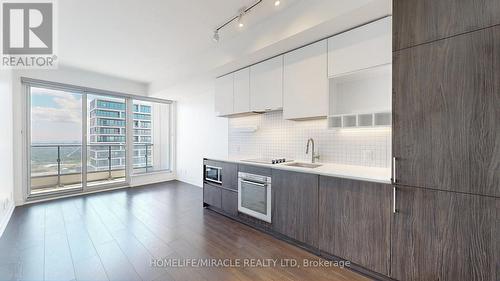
285, 162, 322, 168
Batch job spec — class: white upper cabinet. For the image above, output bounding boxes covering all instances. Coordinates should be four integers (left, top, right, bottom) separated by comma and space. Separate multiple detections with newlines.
233, 67, 250, 114
283, 40, 328, 120
328, 16, 392, 77
214, 73, 233, 116
250, 55, 283, 111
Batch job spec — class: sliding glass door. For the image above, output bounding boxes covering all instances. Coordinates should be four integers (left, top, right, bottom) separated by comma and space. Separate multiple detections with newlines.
29, 87, 84, 195
86, 94, 127, 188
27, 87, 129, 197
25, 81, 173, 199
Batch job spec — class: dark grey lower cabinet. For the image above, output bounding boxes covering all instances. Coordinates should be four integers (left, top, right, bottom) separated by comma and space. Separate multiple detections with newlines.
272, 169, 319, 247
318, 176, 392, 276
391, 186, 499, 281
203, 183, 221, 208
221, 188, 238, 216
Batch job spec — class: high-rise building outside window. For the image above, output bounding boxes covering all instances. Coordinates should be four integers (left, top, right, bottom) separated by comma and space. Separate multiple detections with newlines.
88, 97, 153, 172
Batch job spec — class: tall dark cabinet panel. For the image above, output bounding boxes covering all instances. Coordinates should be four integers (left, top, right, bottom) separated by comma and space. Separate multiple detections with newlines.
271, 170, 319, 247
497, 199, 500, 279
318, 176, 392, 276
393, 0, 500, 50
394, 2, 500, 280
391, 186, 499, 281
393, 26, 500, 197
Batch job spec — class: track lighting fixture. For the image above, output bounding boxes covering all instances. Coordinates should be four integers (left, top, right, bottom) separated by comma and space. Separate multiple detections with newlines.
212, 0, 265, 42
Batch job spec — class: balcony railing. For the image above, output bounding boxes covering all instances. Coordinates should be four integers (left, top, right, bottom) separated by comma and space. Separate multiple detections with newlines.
133, 143, 153, 173
31, 143, 154, 191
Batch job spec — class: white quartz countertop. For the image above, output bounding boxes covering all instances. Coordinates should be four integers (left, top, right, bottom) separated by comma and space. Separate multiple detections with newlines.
206, 157, 392, 184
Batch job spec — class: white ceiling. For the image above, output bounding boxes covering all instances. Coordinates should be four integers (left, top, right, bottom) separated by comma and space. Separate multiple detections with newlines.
57, 0, 391, 99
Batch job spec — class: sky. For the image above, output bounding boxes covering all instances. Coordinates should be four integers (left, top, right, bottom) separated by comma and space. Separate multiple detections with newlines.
30, 88, 155, 144
31, 87, 83, 144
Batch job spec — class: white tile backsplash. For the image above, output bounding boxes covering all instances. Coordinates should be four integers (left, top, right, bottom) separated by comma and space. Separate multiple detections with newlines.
229, 111, 391, 168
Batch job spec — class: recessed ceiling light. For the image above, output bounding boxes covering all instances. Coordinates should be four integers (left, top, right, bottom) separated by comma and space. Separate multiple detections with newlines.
274, 0, 281, 6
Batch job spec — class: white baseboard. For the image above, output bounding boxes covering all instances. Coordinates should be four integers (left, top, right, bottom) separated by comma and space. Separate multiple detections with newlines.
176, 176, 202, 188
130, 171, 176, 187
179, 179, 202, 188
20, 185, 129, 206
0, 201, 15, 238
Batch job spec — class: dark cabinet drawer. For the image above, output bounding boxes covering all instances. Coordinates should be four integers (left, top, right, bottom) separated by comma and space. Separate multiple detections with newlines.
238, 164, 272, 177
203, 183, 221, 208
221, 188, 238, 216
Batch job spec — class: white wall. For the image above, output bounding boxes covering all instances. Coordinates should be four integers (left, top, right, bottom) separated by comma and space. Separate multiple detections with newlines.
175, 89, 228, 187
12, 65, 150, 205
0, 70, 15, 236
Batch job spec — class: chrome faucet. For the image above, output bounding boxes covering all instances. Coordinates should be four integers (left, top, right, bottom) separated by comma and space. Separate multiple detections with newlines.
306, 138, 320, 163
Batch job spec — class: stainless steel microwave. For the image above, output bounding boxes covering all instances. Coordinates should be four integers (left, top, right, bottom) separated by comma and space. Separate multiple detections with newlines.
205, 165, 222, 184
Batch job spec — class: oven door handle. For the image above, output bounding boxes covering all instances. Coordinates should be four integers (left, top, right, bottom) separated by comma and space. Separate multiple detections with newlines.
241, 180, 267, 188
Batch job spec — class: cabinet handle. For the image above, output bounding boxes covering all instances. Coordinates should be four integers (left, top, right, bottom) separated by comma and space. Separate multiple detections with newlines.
393, 186, 397, 214
392, 157, 397, 183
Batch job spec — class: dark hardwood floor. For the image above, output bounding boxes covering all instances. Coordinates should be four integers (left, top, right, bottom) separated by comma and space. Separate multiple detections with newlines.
0, 181, 369, 281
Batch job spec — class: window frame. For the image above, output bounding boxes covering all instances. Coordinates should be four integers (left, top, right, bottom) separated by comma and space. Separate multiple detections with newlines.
21, 77, 175, 201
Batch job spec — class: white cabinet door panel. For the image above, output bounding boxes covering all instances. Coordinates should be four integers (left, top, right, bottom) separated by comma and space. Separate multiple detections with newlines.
214, 73, 234, 116
233, 67, 250, 114
250, 56, 283, 111
328, 17, 392, 77
283, 40, 328, 120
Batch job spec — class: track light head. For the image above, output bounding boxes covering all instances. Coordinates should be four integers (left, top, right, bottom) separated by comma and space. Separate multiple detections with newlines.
237, 8, 245, 28
212, 30, 219, 42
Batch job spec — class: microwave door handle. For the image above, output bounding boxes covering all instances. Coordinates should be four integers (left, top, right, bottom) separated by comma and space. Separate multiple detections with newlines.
241, 180, 266, 188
